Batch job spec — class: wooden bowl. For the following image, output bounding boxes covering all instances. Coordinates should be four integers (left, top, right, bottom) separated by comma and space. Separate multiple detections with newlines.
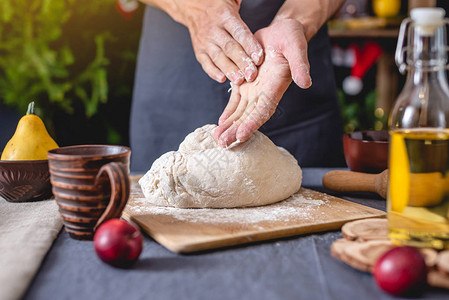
0, 159, 52, 202
343, 130, 389, 173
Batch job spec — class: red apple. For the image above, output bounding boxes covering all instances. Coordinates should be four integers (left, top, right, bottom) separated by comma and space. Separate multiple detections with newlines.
93, 218, 143, 268
373, 246, 427, 296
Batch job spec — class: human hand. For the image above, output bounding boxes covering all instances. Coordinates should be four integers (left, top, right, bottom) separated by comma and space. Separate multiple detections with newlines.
176, 0, 263, 85
214, 19, 312, 147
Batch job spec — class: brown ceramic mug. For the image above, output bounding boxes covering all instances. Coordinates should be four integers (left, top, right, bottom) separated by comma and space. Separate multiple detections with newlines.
47, 145, 131, 240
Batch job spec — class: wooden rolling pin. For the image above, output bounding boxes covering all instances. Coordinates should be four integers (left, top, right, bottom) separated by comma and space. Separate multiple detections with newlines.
322, 169, 389, 199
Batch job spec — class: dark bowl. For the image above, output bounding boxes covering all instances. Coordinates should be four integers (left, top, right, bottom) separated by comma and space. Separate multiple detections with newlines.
0, 159, 52, 202
343, 130, 389, 173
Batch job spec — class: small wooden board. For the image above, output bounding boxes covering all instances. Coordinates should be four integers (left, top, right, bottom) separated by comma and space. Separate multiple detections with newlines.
330, 218, 449, 290
122, 175, 385, 253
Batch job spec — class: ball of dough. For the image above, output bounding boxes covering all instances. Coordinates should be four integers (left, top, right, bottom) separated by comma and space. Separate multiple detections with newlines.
139, 124, 302, 208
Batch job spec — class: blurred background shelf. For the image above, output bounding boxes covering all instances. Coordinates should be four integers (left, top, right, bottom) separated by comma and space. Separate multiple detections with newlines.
1, 0, 448, 149
329, 28, 399, 38
328, 0, 449, 133
329, 25, 400, 131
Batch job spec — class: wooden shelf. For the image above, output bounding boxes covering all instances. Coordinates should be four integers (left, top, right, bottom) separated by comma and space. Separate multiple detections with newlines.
328, 28, 399, 38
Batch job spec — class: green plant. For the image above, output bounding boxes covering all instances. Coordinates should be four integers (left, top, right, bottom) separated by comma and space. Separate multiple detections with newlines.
338, 89, 387, 133
0, 0, 143, 145
0, 0, 113, 119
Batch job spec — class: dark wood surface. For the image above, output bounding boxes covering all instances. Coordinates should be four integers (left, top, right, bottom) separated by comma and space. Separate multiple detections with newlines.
329, 28, 400, 38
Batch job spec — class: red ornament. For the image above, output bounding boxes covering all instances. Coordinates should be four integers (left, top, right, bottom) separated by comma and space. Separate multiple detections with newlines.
116, 0, 139, 19
342, 42, 383, 95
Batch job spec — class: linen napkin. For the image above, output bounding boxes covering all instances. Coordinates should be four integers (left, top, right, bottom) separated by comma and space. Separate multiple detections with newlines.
0, 198, 62, 300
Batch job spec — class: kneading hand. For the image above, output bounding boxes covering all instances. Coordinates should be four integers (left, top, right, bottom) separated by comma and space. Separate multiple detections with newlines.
173, 0, 264, 85
214, 19, 312, 146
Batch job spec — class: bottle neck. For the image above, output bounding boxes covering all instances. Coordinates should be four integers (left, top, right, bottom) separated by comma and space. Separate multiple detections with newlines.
405, 23, 448, 88
406, 23, 447, 70
406, 67, 449, 86
390, 13, 449, 130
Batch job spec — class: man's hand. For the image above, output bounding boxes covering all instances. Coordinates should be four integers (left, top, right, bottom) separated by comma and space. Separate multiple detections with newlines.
214, 19, 312, 147
174, 0, 264, 85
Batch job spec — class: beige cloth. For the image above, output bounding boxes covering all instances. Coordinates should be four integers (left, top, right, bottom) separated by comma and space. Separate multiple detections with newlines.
0, 197, 63, 300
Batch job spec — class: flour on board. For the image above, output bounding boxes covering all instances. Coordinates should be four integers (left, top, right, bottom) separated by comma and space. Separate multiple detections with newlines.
127, 188, 329, 225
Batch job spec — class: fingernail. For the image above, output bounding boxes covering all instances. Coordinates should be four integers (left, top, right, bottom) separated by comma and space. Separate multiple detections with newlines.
235, 71, 244, 84
236, 132, 245, 141
218, 136, 227, 147
300, 75, 312, 88
218, 113, 228, 125
236, 127, 249, 141
251, 49, 263, 65
216, 73, 226, 82
251, 53, 259, 64
244, 66, 255, 81
295, 66, 312, 88
229, 71, 244, 84
213, 127, 222, 141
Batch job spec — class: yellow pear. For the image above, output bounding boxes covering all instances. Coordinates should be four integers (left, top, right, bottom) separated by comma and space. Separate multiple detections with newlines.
1, 102, 59, 160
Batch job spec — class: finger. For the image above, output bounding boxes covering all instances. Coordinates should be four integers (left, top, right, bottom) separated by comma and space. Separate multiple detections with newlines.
217, 96, 258, 147
215, 91, 241, 141
218, 86, 241, 126
223, 16, 264, 66
209, 44, 245, 85
218, 123, 239, 147
215, 98, 247, 142
282, 35, 312, 89
195, 51, 226, 83
215, 95, 249, 145
221, 39, 258, 82
236, 94, 278, 142
235, 115, 261, 143
216, 31, 258, 82
218, 102, 257, 147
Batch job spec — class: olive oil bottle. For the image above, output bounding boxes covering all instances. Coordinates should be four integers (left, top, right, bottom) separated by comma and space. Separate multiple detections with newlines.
389, 8, 449, 249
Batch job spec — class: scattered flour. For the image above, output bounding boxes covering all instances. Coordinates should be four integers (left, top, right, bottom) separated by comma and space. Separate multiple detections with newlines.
127, 188, 329, 225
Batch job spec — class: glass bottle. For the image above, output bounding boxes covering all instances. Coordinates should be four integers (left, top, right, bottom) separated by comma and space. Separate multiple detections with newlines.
388, 8, 449, 249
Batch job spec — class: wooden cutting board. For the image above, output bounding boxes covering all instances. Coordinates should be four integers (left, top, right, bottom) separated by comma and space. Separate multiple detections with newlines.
122, 175, 385, 253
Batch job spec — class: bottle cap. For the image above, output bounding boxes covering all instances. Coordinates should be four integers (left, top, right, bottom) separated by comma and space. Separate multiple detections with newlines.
411, 8, 445, 25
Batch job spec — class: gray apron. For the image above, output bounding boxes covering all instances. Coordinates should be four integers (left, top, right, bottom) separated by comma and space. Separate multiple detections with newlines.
130, 1, 343, 172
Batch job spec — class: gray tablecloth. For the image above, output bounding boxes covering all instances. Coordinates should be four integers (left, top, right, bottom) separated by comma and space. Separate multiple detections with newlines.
24, 169, 448, 300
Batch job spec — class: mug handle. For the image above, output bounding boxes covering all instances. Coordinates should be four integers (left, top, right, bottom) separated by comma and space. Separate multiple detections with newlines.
93, 162, 130, 231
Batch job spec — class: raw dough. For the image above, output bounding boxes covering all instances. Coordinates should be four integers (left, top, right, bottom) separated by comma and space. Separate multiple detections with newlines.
139, 124, 302, 208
